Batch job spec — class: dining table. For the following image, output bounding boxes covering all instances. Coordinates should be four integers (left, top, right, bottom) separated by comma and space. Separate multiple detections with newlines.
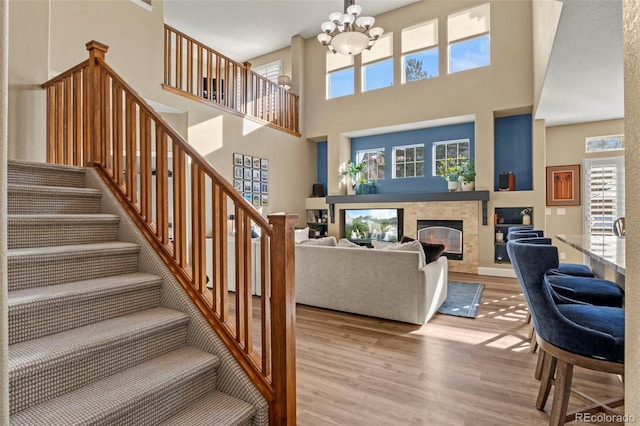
555, 234, 625, 289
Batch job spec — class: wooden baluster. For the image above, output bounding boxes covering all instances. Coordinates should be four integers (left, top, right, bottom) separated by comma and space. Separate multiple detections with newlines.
192, 163, 206, 291
176, 35, 183, 91
260, 234, 272, 377
100, 72, 111, 169
173, 145, 187, 266
235, 212, 253, 352
125, 95, 137, 204
112, 82, 123, 186
186, 39, 193, 95
197, 45, 203, 100
242, 61, 251, 115
156, 126, 169, 245
139, 111, 152, 222
74, 69, 84, 166
46, 85, 55, 163
212, 182, 228, 320
55, 82, 63, 164
164, 26, 170, 85
268, 213, 298, 425
215, 56, 221, 104
64, 76, 72, 165
207, 51, 213, 101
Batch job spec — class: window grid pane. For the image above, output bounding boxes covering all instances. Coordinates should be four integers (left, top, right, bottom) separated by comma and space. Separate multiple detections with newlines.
404, 48, 439, 83
432, 140, 470, 176
363, 58, 394, 92
449, 34, 490, 74
357, 149, 385, 180
328, 67, 355, 99
394, 145, 425, 179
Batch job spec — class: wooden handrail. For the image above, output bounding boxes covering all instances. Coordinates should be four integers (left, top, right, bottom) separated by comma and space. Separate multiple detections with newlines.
42, 41, 297, 425
163, 24, 300, 136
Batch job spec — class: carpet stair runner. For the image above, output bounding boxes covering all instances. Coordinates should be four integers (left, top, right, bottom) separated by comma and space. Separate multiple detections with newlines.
7, 160, 256, 425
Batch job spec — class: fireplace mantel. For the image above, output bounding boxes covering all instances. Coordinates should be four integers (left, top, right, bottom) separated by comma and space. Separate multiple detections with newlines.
326, 190, 490, 225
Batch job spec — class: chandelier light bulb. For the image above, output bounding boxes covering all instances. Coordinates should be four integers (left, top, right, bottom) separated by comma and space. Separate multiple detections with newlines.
346, 4, 362, 16
317, 1, 384, 56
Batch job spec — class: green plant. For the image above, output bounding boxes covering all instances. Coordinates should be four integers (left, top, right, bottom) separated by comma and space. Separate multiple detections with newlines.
340, 160, 366, 178
458, 159, 476, 183
437, 157, 461, 181
521, 207, 533, 216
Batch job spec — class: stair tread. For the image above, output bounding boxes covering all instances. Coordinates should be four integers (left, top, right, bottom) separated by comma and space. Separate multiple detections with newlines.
8, 214, 119, 222
8, 272, 162, 307
159, 391, 256, 426
9, 307, 189, 373
8, 183, 101, 195
8, 241, 139, 258
10, 346, 219, 424
8, 159, 86, 173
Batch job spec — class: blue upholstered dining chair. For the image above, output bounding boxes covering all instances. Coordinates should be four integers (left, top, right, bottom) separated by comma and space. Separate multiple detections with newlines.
507, 241, 624, 426
507, 227, 595, 278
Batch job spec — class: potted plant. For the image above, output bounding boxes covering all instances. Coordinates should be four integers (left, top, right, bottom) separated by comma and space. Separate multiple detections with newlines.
521, 207, 533, 225
437, 157, 461, 192
340, 160, 366, 195
458, 159, 476, 191
356, 177, 376, 195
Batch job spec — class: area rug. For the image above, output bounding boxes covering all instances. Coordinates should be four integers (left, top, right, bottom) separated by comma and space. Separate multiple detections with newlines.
438, 281, 485, 318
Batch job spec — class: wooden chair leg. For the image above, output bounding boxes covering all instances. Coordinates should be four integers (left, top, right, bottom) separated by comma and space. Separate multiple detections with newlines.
536, 350, 557, 410
549, 359, 574, 426
526, 311, 531, 324
528, 322, 535, 340
530, 330, 538, 353
535, 349, 545, 380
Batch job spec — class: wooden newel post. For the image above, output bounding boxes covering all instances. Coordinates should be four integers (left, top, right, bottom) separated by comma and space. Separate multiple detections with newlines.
242, 61, 251, 116
85, 40, 108, 166
268, 213, 298, 425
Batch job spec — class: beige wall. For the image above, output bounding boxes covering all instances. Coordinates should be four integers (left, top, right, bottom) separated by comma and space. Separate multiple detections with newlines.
303, 0, 537, 270
8, 0, 315, 224
623, 0, 639, 417
1, 0, 9, 421
531, 0, 563, 115
544, 119, 624, 263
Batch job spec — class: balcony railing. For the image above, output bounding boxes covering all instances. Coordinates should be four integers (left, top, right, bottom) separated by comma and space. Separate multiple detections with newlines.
163, 25, 300, 136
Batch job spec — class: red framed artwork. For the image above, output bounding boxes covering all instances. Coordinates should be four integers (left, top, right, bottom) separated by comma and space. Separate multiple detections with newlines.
546, 164, 580, 206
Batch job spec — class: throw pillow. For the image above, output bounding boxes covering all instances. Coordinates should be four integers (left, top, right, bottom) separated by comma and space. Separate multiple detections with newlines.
299, 236, 337, 246
337, 238, 367, 248
378, 240, 425, 267
400, 236, 445, 264
295, 227, 310, 243
370, 240, 393, 250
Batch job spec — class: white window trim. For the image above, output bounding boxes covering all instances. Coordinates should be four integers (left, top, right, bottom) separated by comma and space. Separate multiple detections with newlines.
431, 138, 470, 176
582, 156, 625, 238
393, 143, 425, 179
402, 46, 439, 84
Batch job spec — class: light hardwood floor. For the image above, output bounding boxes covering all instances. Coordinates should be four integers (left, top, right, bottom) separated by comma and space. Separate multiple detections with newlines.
293, 272, 624, 426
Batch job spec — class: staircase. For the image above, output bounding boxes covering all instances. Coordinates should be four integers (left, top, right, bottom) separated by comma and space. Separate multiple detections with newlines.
7, 160, 264, 425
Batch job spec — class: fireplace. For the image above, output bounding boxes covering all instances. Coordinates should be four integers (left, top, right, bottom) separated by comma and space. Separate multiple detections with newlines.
417, 220, 463, 260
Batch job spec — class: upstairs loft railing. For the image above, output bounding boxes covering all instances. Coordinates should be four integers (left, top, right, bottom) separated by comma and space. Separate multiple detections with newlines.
163, 25, 300, 136
42, 41, 297, 425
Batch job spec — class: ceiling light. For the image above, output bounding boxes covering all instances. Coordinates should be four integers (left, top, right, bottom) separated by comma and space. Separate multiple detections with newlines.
317, 0, 384, 56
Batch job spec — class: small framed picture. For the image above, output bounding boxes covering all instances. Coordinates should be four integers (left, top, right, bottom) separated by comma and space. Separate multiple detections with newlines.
243, 193, 252, 203
233, 153, 243, 166
261, 194, 269, 206
261, 170, 268, 182
260, 182, 268, 194
260, 158, 269, 170
234, 179, 242, 192
253, 157, 261, 169
252, 194, 261, 206
243, 168, 252, 180
234, 166, 243, 179
252, 182, 260, 193
243, 180, 252, 192
252, 169, 260, 181
243, 155, 252, 168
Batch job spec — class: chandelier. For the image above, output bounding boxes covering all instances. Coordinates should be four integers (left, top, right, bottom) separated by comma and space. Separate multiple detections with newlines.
317, 0, 384, 56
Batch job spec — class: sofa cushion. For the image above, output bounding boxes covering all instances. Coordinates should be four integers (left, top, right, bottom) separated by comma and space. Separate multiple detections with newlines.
372, 239, 425, 267
400, 236, 445, 264
295, 227, 309, 243
299, 236, 337, 246
337, 238, 367, 248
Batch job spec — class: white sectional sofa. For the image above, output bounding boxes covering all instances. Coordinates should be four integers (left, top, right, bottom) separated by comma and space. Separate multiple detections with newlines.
294, 242, 448, 324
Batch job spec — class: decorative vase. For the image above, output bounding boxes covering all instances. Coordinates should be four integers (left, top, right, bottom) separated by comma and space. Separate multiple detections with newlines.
447, 180, 459, 192
347, 181, 356, 195
461, 181, 475, 191
522, 214, 531, 225
495, 231, 504, 242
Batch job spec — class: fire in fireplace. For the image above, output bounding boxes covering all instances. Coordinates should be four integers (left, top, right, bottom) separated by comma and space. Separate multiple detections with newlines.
417, 220, 463, 260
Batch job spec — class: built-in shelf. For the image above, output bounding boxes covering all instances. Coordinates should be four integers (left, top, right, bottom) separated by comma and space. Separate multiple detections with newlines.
325, 191, 490, 225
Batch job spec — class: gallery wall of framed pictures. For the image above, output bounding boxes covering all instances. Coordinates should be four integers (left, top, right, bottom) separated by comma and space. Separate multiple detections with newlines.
233, 153, 269, 206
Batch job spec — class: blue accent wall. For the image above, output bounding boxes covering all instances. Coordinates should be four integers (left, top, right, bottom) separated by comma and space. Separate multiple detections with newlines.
350, 122, 475, 193
317, 141, 328, 193
494, 114, 532, 191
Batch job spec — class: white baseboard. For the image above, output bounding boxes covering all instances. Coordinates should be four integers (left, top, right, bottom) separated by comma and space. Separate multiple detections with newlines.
477, 267, 516, 278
